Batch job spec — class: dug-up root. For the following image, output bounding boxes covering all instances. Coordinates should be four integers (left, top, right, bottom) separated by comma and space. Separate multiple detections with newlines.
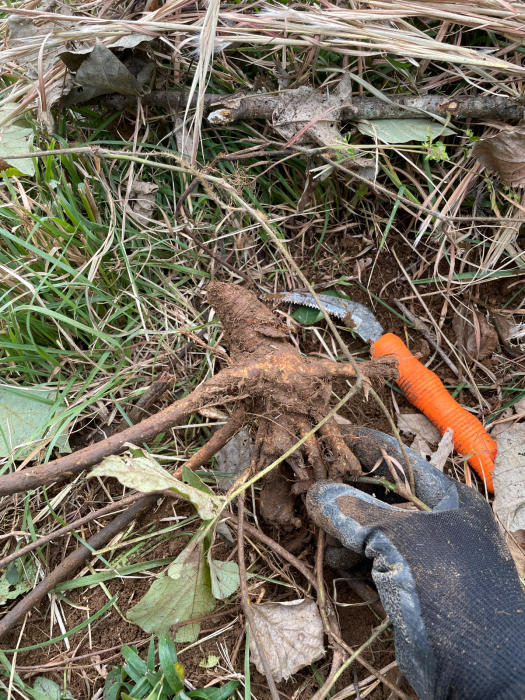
0, 282, 397, 510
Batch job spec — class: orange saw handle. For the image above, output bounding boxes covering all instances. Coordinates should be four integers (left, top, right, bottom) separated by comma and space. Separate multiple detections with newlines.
372, 332, 497, 492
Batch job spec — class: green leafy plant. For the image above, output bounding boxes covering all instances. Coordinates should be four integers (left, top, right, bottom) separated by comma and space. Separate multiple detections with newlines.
424, 139, 450, 163
104, 635, 238, 700
90, 453, 240, 642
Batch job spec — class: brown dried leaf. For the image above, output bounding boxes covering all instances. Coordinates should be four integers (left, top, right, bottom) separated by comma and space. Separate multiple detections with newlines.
430, 428, 454, 471
492, 312, 525, 357
60, 42, 154, 105
249, 599, 324, 681
398, 413, 440, 460
272, 88, 343, 147
452, 309, 498, 361
489, 408, 516, 440
8, 5, 73, 77
398, 413, 440, 443
492, 424, 525, 533
492, 424, 525, 577
127, 181, 158, 219
214, 427, 252, 489
472, 125, 525, 187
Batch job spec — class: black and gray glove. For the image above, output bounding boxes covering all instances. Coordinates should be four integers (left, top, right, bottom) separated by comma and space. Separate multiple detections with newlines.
306, 427, 525, 700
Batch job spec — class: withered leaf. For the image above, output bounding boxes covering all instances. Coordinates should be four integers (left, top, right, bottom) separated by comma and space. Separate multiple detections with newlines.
60, 42, 154, 105
492, 424, 525, 577
430, 428, 454, 472
398, 413, 440, 460
214, 427, 252, 489
472, 125, 525, 187
493, 424, 525, 534
90, 452, 224, 520
249, 599, 324, 681
452, 309, 498, 361
492, 312, 525, 357
8, 7, 73, 77
127, 181, 158, 219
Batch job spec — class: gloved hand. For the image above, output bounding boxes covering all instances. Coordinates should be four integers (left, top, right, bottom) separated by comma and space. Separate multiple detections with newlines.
306, 427, 525, 700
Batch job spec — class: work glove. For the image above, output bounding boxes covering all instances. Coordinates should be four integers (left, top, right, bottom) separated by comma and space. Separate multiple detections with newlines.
306, 427, 525, 700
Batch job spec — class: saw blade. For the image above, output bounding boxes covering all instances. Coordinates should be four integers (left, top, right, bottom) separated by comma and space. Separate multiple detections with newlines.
270, 292, 384, 344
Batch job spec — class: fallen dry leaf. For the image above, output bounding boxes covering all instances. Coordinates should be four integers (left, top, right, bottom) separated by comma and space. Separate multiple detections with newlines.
472, 124, 525, 187
430, 428, 454, 471
8, 6, 74, 77
127, 181, 158, 219
398, 413, 440, 460
398, 413, 441, 443
8, 5, 75, 121
492, 424, 525, 576
492, 312, 525, 357
174, 116, 195, 160
514, 396, 525, 415
60, 41, 154, 105
452, 308, 498, 361
249, 599, 324, 681
490, 408, 516, 440
215, 427, 252, 489
492, 424, 525, 532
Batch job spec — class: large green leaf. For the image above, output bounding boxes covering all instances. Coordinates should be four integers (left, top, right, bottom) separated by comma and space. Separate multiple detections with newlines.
90, 454, 225, 520
357, 118, 453, 144
0, 104, 35, 176
0, 385, 70, 459
127, 543, 215, 641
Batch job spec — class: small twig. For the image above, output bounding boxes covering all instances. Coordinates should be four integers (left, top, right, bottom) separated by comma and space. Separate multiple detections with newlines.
312, 529, 346, 700
106, 90, 525, 123
237, 491, 280, 700
329, 661, 398, 700
343, 579, 385, 620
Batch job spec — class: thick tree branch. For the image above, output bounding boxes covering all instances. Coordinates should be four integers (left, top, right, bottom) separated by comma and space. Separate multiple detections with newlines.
107, 89, 524, 123
0, 368, 245, 497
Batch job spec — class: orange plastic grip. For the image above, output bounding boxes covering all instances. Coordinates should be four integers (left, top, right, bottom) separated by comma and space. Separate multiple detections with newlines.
372, 332, 497, 492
